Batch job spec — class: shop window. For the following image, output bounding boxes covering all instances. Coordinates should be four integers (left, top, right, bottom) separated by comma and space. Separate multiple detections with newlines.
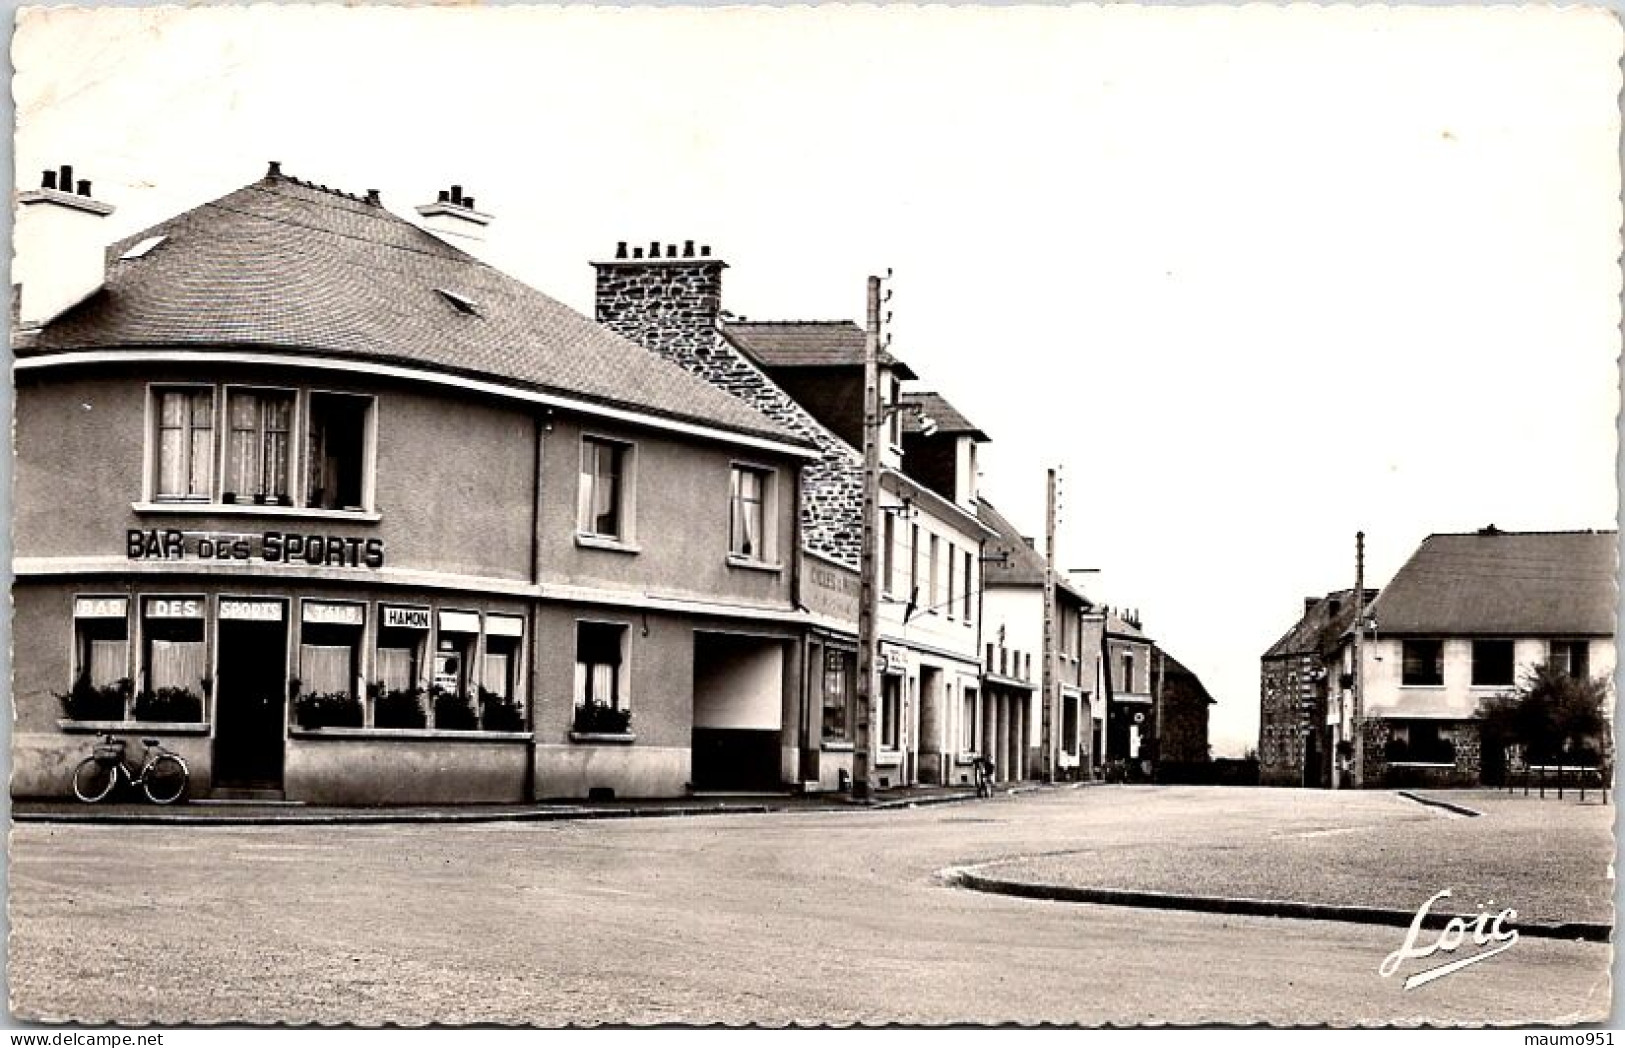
64, 598, 132, 720
374, 606, 430, 728
299, 602, 363, 696
729, 465, 775, 561
432, 611, 481, 729
224, 388, 294, 505
1549, 640, 1591, 680
575, 622, 630, 734
821, 646, 855, 742
305, 393, 371, 511
1471, 639, 1515, 687
880, 674, 901, 750
480, 615, 525, 731
140, 597, 207, 721
578, 437, 631, 541
961, 687, 978, 752
1401, 639, 1444, 686
154, 387, 215, 501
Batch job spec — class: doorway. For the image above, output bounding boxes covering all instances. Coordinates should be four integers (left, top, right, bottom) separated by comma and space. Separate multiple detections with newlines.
214, 612, 289, 791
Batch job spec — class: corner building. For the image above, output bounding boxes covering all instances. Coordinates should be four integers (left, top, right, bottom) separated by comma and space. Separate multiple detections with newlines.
12, 164, 816, 803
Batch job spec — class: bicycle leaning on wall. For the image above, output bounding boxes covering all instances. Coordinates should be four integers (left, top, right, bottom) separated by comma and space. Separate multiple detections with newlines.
71, 733, 190, 804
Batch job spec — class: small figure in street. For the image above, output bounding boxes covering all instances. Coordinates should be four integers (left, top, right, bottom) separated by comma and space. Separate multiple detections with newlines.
974, 755, 996, 798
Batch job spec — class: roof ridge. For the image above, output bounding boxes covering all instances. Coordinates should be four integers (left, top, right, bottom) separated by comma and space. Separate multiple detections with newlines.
263, 161, 380, 206
1425, 528, 1618, 538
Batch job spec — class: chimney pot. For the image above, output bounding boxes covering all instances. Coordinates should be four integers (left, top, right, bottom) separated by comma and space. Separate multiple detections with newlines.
76, 180, 91, 196
59, 164, 73, 190
633, 247, 645, 259
683, 240, 695, 258
649, 240, 660, 258
700, 245, 712, 257
41, 170, 56, 190
451, 185, 463, 205
616, 241, 628, 259
463, 196, 475, 210
365, 189, 381, 205
438, 189, 449, 203
266, 160, 282, 179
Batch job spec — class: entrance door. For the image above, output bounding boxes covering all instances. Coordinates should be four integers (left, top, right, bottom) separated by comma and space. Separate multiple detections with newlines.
215, 612, 289, 790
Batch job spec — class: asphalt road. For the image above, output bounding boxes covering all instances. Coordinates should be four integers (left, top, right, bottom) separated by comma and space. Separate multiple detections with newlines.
8, 786, 1611, 1026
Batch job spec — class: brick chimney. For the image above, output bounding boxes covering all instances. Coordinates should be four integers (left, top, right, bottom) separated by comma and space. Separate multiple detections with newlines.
14, 164, 115, 329
415, 184, 491, 245
592, 240, 726, 363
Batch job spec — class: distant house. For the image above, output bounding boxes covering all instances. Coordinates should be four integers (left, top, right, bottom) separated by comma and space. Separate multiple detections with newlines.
1258, 589, 1377, 788
1345, 527, 1616, 788
1101, 610, 1155, 766
1154, 649, 1214, 766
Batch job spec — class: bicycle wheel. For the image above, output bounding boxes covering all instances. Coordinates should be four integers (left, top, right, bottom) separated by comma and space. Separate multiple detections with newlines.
141, 754, 189, 805
71, 757, 119, 803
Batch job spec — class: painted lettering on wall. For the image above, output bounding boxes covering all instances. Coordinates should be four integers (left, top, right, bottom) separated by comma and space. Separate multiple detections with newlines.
126, 530, 384, 569
145, 598, 203, 619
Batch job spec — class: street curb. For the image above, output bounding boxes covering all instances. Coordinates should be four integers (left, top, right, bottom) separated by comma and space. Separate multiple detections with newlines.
1397, 791, 1482, 818
940, 868, 1612, 943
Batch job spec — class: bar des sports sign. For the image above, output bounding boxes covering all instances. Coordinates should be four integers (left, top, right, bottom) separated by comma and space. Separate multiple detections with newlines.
127, 529, 385, 569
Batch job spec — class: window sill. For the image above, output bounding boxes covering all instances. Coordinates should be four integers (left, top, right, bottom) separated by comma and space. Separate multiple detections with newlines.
820, 740, 854, 752
134, 501, 381, 524
1398, 683, 1446, 690
290, 726, 531, 742
875, 749, 902, 767
569, 731, 637, 745
1385, 761, 1457, 769
58, 719, 211, 735
955, 752, 981, 765
575, 533, 641, 555
1469, 683, 1515, 691
726, 554, 782, 573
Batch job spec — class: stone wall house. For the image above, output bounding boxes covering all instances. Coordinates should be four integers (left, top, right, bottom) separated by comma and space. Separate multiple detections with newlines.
593, 251, 995, 791
1257, 589, 1376, 788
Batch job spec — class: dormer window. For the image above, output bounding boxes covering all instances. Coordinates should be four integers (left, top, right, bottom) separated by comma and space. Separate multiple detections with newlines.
435, 288, 479, 316
118, 235, 167, 261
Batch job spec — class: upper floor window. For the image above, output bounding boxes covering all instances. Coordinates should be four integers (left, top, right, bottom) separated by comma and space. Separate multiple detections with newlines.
149, 384, 374, 513
1549, 639, 1591, 680
578, 437, 630, 541
155, 387, 215, 501
1401, 639, 1444, 686
962, 549, 974, 622
226, 388, 294, 504
1471, 639, 1514, 687
729, 465, 775, 562
1121, 652, 1135, 693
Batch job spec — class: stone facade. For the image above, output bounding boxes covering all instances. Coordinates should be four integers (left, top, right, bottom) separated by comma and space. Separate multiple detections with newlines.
1360, 717, 1481, 788
1258, 653, 1325, 786
594, 247, 864, 568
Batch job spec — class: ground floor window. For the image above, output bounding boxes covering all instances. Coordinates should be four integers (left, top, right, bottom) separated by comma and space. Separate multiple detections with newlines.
374, 606, 430, 728
880, 673, 902, 750
433, 611, 481, 729
63, 597, 132, 720
821, 646, 855, 742
1386, 720, 1456, 765
1062, 693, 1079, 755
480, 614, 525, 731
961, 687, 978, 752
140, 597, 207, 722
575, 621, 630, 734
295, 601, 365, 728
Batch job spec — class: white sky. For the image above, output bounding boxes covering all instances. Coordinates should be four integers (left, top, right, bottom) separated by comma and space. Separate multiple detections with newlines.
12, 4, 1620, 756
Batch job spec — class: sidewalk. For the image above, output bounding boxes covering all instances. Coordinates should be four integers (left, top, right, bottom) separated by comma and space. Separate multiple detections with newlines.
9, 780, 1051, 826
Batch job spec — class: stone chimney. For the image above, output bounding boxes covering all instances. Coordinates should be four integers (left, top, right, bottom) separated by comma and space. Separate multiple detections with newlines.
14, 164, 115, 329
592, 241, 726, 364
415, 184, 491, 245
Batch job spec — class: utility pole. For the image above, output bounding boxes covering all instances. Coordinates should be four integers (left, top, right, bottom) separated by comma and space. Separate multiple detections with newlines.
1351, 531, 1366, 789
852, 274, 884, 802
1040, 467, 1057, 783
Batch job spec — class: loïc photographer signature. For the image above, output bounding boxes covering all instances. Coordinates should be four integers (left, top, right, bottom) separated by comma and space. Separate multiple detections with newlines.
1379, 888, 1520, 990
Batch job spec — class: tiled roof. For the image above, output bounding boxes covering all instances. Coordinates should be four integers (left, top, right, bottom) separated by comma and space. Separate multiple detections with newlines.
1262, 588, 1378, 659
1367, 529, 1617, 636
901, 391, 989, 441
1159, 650, 1217, 706
721, 320, 918, 378
19, 169, 805, 448
1105, 611, 1151, 642
976, 498, 1088, 604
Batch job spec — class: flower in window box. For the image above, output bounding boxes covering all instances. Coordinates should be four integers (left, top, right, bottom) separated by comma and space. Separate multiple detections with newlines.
478, 687, 525, 732
573, 700, 631, 735
276, 494, 293, 508
294, 690, 363, 730
222, 491, 238, 505
133, 685, 204, 723
55, 676, 133, 721
369, 681, 427, 729
431, 686, 479, 731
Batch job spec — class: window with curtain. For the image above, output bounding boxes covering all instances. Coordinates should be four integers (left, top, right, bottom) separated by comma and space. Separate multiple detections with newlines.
306, 393, 370, 510
961, 688, 978, 752
575, 622, 626, 709
880, 674, 901, 749
148, 637, 205, 691
155, 387, 215, 500
75, 610, 130, 689
578, 438, 627, 538
1401, 639, 1445, 686
225, 389, 294, 501
729, 466, 771, 560
821, 647, 854, 741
